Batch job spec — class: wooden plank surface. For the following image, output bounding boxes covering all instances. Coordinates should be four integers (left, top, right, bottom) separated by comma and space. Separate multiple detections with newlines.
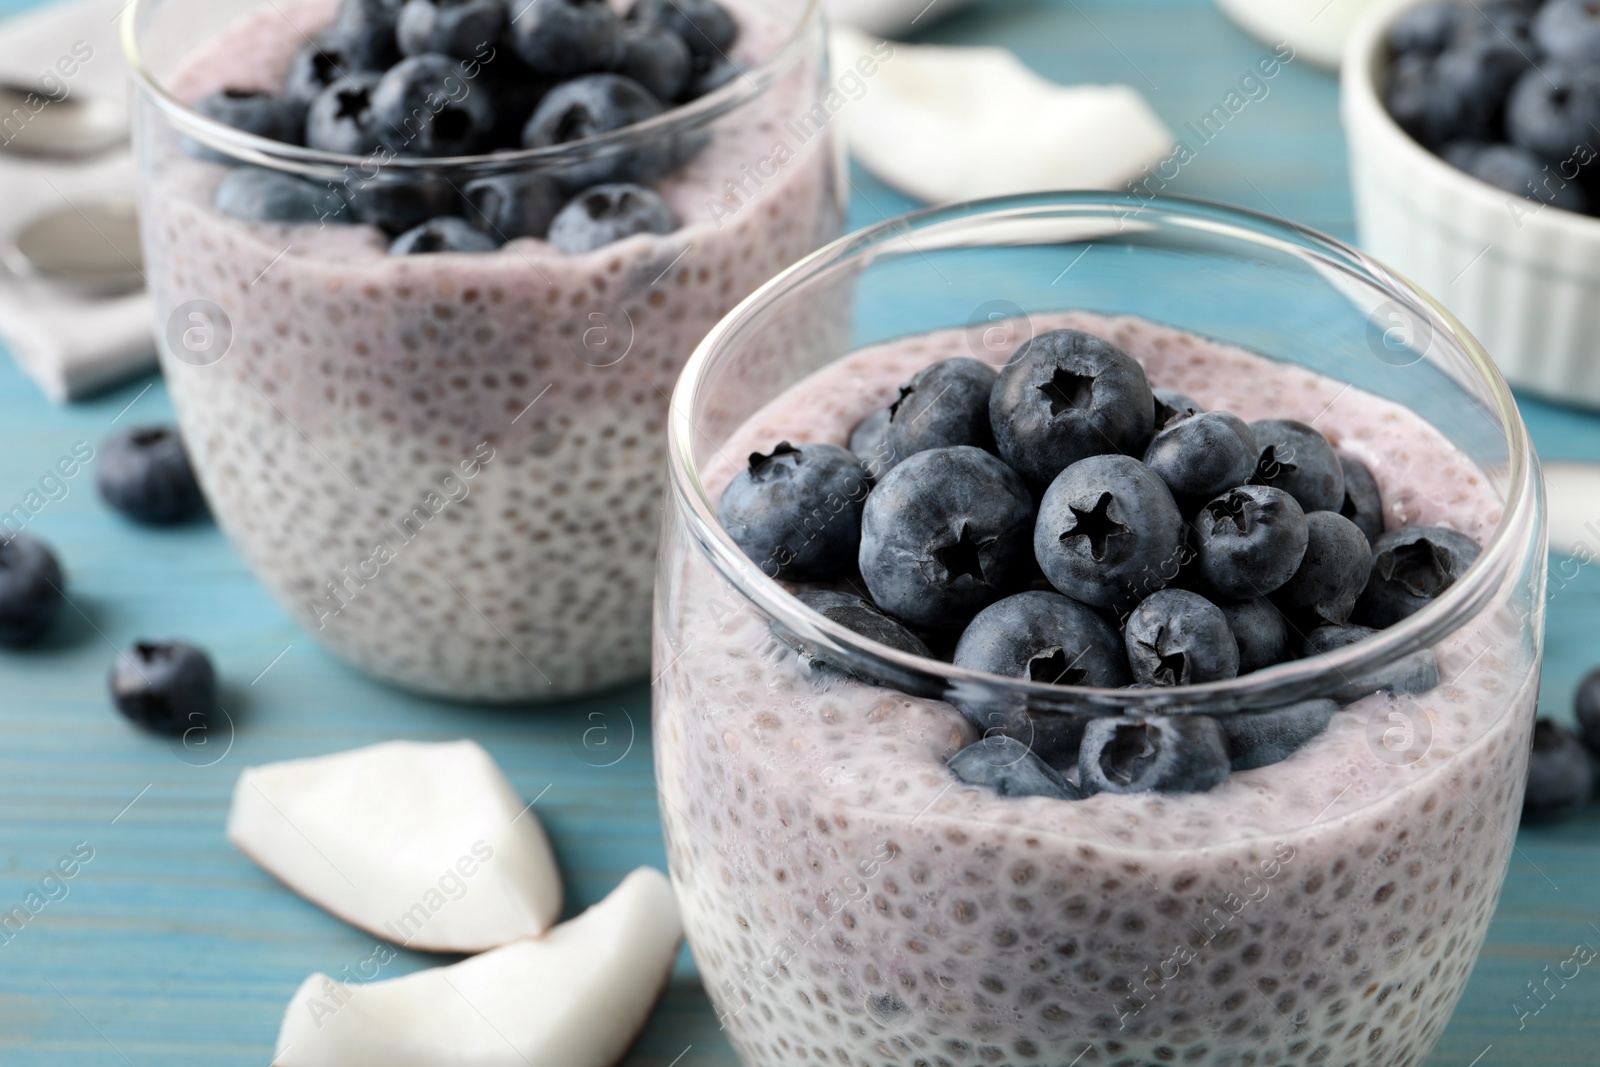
0, 0, 1597, 1063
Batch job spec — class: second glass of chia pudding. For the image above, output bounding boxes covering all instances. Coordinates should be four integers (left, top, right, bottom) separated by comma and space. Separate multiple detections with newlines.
123, 0, 845, 701
654, 195, 1546, 1067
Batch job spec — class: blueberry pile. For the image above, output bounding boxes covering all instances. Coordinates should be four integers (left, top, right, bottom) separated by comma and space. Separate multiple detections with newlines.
1522, 670, 1600, 822
1383, 0, 1600, 218
192, 0, 740, 254
719, 329, 1483, 798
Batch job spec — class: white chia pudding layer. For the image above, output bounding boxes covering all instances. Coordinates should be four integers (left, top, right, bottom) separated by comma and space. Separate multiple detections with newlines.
139, 0, 843, 700
655, 314, 1536, 1067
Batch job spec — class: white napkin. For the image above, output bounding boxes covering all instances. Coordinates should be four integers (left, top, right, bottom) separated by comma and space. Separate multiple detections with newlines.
0, 0, 154, 403
831, 28, 1175, 206
821, 0, 978, 37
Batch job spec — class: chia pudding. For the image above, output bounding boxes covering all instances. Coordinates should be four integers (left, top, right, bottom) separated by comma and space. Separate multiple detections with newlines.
654, 312, 1540, 1067
130, 0, 842, 700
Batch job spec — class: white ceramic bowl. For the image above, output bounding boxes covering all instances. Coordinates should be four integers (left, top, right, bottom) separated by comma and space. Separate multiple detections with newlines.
1344, 0, 1600, 408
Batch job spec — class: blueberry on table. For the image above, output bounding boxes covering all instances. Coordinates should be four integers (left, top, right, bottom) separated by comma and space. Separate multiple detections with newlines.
509, 0, 627, 80
1523, 719, 1594, 822
373, 55, 497, 157
1506, 63, 1600, 165
990, 329, 1154, 486
390, 216, 502, 254
547, 183, 679, 253
522, 74, 669, 187
949, 735, 1084, 801
110, 641, 216, 737
859, 446, 1036, 631
629, 0, 738, 59
1533, 0, 1600, 64
1218, 699, 1339, 772
616, 24, 693, 103
1577, 668, 1600, 758
462, 172, 564, 240
1151, 388, 1203, 433
1034, 454, 1184, 614
719, 442, 872, 582
1302, 624, 1441, 703
878, 358, 998, 474
0, 536, 64, 648
1337, 453, 1386, 544
193, 89, 305, 146
1250, 419, 1345, 514
1442, 142, 1588, 213
1357, 525, 1480, 628
773, 590, 931, 684
1273, 512, 1373, 628
953, 590, 1131, 689
1142, 411, 1258, 506
1079, 714, 1232, 795
1123, 589, 1240, 687
1218, 597, 1290, 675
96, 426, 205, 525
397, 0, 505, 60
305, 72, 386, 155
215, 168, 347, 225
1191, 484, 1308, 601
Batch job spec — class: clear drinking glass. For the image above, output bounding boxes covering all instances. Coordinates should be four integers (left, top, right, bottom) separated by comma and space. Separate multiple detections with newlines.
123, 0, 842, 701
655, 194, 1545, 1066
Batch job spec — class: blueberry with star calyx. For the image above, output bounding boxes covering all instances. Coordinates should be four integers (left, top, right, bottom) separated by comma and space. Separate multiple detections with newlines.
1034, 454, 1185, 614
1250, 419, 1345, 515
1143, 411, 1258, 506
1079, 714, 1232, 795
110, 640, 217, 736
1338, 453, 1386, 544
462, 172, 564, 240
305, 72, 386, 155
1273, 512, 1373, 628
949, 735, 1084, 801
771, 590, 932, 685
282, 33, 381, 108
1357, 525, 1480, 628
1218, 699, 1339, 772
859, 446, 1035, 631
1190, 484, 1308, 601
372, 55, 497, 157
876, 358, 998, 474
97, 426, 206, 524
718, 442, 872, 582
389, 216, 501, 254
522, 74, 669, 188
989, 329, 1155, 486
547, 183, 679, 253
1218, 597, 1290, 674
194, 89, 306, 147
953, 591, 1131, 689
1123, 589, 1240, 687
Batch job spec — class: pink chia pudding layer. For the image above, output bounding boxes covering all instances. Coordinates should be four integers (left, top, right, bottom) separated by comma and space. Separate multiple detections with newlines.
138, 0, 842, 700
655, 314, 1535, 1067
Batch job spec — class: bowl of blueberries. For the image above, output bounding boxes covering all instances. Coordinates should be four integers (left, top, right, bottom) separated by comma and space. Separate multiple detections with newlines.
1343, 0, 1600, 408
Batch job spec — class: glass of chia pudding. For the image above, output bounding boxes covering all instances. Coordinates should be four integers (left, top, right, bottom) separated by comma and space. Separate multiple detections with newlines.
122, 0, 844, 701
655, 194, 1546, 1067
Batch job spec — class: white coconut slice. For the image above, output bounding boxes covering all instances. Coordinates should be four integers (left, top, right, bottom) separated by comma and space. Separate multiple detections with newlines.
227, 740, 560, 954
272, 867, 683, 1067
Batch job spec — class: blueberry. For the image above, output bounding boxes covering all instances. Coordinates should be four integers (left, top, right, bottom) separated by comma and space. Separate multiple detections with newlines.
332, 0, 404, 68
683, 55, 743, 100
773, 590, 932, 685
949, 735, 1084, 801
1534, 0, 1600, 63
859, 446, 1036, 630
1358, 525, 1480, 628
1123, 589, 1240, 687
875, 358, 998, 475
345, 175, 459, 233
1506, 63, 1600, 163
1273, 512, 1373, 627
373, 55, 497, 157
522, 74, 668, 187
1217, 699, 1339, 772
849, 407, 893, 477
990, 329, 1154, 486
616, 24, 693, 102
306, 72, 387, 155
1385, 41, 1526, 148
1250, 419, 1344, 514
1302, 624, 1441, 703
1443, 141, 1588, 213
390, 216, 502, 254
110, 640, 217, 737
719, 442, 871, 581
1523, 719, 1594, 822
397, 0, 504, 59
193, 89, 305, 146
462, 171, 563, 239
629, 0, 738, 59
1142, 411, 1258, 505
1035, 454, 1185, 613
1337, 453, 1385, 544
953, 590, 1131, 689
1152, 388, 1202, 432
215, 168, 347, 224
96, 426, 205, 524
1079, 714, 1232, 795
1575, 668, 1600, 757
1387, 0, 1464, 55
547, 183, 679, 252
1218, 598, 1290, 674
508, 0, 626, 79
1191, 484, 1308, 600
0, 535, 64, 648
282, 33, 373, 108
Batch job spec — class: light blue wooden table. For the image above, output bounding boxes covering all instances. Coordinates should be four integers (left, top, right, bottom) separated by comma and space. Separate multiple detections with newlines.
1, 1, 1597, 1064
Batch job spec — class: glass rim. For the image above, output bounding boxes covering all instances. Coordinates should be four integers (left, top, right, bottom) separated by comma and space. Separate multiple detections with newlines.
120, 0, 823, 177
666, 191, 1544, 715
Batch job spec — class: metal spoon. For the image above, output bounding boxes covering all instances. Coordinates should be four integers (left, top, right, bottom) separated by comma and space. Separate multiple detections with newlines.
5, 198, 144, 296
0, 81, 127, 160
